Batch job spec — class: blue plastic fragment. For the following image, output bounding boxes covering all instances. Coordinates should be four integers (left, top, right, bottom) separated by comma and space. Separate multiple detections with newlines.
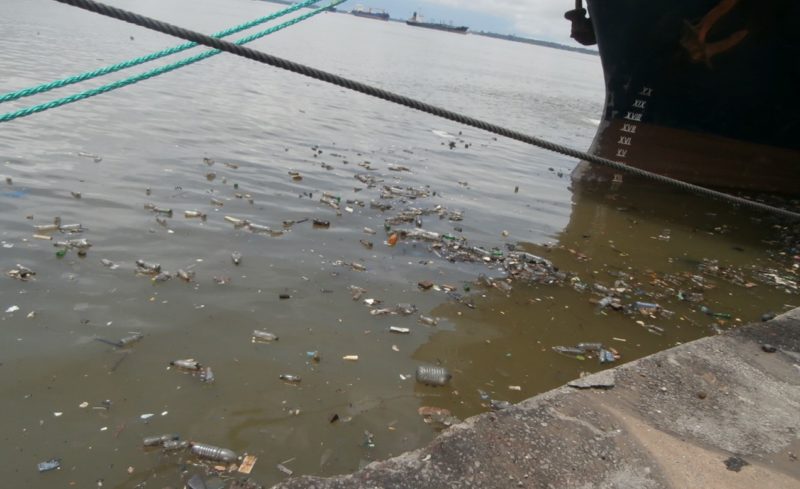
37, 458, 61, 473
599, 349, 616, 363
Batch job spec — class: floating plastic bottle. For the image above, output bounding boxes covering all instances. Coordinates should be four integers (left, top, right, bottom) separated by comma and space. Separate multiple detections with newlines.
279, 374, 301, 384
118, 332, 144, 347
418, 315, 438, 326
170, 359, 201, 370
552, 346, 586, 356
143, 434, 180, 447
190, 443, 238, 463
200, 366, 214, 383
252, 330, 278, 342
415, 365, 451, 387
184, 210, 206, 219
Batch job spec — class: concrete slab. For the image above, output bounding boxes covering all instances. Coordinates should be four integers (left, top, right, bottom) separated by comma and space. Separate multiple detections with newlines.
272, 311, 800, 488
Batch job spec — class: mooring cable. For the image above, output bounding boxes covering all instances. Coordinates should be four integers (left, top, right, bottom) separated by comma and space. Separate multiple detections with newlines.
0, 0, 322, 104
47, 0, 800, 220
0, 1, 345, 123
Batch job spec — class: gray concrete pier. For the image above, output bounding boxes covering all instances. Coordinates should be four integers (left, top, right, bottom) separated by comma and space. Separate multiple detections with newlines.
273, 309, 800, 488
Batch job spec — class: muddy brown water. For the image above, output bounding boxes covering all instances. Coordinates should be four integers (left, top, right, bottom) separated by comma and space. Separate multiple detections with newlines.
1, 0, 798, 487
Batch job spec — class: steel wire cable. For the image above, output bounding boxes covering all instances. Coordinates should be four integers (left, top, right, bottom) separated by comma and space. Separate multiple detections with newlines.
48, 0, 800, 220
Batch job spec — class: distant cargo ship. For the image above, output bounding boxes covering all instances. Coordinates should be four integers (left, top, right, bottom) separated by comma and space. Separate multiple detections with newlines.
565, 0, 800, 193
351, 5, 389, 21
406, 12, 468, 34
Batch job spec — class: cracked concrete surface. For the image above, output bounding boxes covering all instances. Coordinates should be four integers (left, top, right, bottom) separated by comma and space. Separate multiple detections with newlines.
272, 310, 800, 488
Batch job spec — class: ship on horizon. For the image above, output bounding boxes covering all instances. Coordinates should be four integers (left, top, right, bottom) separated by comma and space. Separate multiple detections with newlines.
351, 5, 389, 21
406, 12, 468, 34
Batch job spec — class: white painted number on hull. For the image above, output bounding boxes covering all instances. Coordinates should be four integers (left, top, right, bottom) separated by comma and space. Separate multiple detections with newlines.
624, 112, 643, 122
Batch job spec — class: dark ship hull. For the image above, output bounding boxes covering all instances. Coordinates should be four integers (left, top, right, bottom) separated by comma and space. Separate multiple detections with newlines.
351, 10, 389, 21
572, 0, 800, 193
406, 20, 468, 34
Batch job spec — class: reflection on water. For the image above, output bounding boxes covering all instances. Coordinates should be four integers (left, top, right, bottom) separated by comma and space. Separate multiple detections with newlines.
1, 0, 798, 488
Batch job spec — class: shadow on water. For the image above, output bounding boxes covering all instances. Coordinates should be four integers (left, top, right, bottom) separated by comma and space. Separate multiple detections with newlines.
413, 178, 799, 421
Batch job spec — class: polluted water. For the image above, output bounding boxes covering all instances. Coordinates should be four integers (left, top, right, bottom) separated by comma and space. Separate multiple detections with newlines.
1, 0, 799, 487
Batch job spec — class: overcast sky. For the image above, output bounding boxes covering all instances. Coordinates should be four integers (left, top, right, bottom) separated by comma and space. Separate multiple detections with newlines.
353, 0, 575, 44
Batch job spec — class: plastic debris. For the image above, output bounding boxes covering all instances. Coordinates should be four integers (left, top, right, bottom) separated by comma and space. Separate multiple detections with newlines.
6, 264, 35, 281
190, 443, 238, 463
389, 326, 410, 334
416, 365, 452, 386
184, 210, 207, 220
101, 258, 119, 270
143, 434, 180, 447
363, 430, 375, 448
177, 269, 195, 282
170, 359, 201, 370
279, 374, 301, 384
276, 463, 293, 476
231, 252, 242, 265
37, 458, 61, 473
162, 440, 190, 451
490, 400, 512, 411
418, 406, 460, 430
418, 315, 439, 326
252, 330, 278, 342
200, 366, 215, 383
5, 305, 20, 313
135, 260, 161, 275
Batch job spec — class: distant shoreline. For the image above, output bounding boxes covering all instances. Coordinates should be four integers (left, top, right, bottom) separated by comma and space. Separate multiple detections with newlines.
261, 0, 598, 55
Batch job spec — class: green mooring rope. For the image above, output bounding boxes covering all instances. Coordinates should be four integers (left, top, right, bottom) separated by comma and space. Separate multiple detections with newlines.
0, 1, 344, 123
0, 0, 321, 104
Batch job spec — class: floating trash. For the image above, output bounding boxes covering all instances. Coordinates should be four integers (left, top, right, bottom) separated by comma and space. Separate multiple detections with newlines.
252, 330, 278, 342
416, 365, 451, 387
37, 458, 61, 473
143, 434, 180, 447
190, 443, 238, 463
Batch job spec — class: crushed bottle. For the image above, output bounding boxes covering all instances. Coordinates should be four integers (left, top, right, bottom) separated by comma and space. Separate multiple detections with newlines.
200, 366, 215, 383
37, 458, 61, 473
416, 365, 452, 387
6, 264, 35, 281
135, 260, 161, 275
